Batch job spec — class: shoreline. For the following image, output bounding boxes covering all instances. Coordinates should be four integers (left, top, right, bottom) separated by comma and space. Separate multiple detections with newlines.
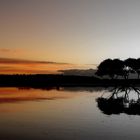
0, 74, 139, 87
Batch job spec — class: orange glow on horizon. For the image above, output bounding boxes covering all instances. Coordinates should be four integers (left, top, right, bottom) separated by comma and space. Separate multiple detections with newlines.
0, 59, 95, 74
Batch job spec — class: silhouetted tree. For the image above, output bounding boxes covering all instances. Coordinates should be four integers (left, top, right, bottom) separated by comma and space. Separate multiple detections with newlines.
124, 58, 139, 78
95, 59, 115, 79
136, 58, 140, 79
96, 59, 126, 79
112, 59, 127, 79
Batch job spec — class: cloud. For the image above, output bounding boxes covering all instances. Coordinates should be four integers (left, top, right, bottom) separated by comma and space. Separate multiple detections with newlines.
0, 57, 69, 65
0, 48, 20, 53
0, 58, 94, 74
0, 49, 11, 52
0, 57, 72, 74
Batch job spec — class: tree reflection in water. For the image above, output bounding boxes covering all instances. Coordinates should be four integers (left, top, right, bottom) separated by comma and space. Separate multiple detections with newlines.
96, 86, 140, 115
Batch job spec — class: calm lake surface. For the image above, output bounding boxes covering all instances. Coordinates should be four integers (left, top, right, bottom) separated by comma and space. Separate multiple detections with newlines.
0, 87, 140, 140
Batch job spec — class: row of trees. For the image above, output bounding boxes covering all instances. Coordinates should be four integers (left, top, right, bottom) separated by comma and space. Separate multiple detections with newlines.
96, 58, 140, 79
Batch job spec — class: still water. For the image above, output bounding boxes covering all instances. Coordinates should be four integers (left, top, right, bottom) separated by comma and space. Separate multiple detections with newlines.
0, 87, 140, 140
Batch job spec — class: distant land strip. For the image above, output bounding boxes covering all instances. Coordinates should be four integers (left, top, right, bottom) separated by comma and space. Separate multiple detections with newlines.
0, 74, 139, 88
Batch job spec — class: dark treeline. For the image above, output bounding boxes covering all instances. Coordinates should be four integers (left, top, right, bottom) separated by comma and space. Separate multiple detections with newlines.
0, 74, 140, 88
0, 74, 100, 87
96, 58, 140, 79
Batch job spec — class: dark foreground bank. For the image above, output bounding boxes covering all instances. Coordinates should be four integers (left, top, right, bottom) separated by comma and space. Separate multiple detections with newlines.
0, 74, 140, 87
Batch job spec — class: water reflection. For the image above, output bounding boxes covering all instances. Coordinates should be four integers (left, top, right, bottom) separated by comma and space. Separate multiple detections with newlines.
0, 87, 82, 103
97, 86, 140, 115
2, 86, 140, 116
1, 87, 140, 140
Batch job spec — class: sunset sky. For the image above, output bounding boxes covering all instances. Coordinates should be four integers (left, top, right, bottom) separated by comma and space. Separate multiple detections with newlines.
1, 0, 140, 74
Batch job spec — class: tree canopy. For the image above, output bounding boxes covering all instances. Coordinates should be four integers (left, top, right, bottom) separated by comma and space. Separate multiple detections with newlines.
96, 58, 140, 79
